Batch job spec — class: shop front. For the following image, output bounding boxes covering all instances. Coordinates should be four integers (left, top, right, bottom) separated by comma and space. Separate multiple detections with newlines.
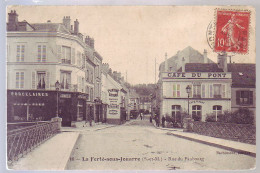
7, 90, 87, 127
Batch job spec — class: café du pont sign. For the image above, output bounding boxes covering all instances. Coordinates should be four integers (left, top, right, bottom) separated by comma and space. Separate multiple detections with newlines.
162, 72, 231, 79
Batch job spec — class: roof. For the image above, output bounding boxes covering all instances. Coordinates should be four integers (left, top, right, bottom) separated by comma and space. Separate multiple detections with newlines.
228, 63, 255, 88
159, 46, 215, 72
180, 63, 223, 72
31, 23, 71, 34
178, 63, 255, 88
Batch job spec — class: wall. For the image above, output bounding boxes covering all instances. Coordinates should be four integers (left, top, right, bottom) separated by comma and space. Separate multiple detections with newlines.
193, 121, 256, 144
7, 33, 86, 92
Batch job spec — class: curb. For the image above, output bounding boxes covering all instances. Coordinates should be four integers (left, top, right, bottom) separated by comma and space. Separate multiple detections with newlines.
64, 132, 80, 170
60, 132, 80, 170
94, 125, 117, 131
166, 132, 256, 158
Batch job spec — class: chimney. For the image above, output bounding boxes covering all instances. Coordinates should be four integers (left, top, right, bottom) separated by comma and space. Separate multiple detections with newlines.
85, 36, 91, 46
203, 49, 208, 63
90, 38, 95, 49
165, 52, 168, 72
182, 57, 185, 72
7, 10, 19, 31
74, 19, 79, 35
63, 16, 71, 31
217, 52, 227, 72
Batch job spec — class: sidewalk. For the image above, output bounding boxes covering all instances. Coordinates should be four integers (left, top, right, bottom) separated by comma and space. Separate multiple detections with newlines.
9, 132, 79, 170
9, 123, 121, 170
153, 121, 256, 157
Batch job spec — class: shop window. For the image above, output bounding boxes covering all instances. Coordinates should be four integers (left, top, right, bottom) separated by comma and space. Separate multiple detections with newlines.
173, 84, 180, 98
16, 45, 25, 62
37, 45, 46, 62
236, 90, 253, 105
77, 100, 84, 121
213, 105, 222, 119
60, 71, 71, 89
172, 105, 181, 123
37, 72, 46, 89
192, 105, 202, 121
61, 46, 71, 64
15, 71, 24, 89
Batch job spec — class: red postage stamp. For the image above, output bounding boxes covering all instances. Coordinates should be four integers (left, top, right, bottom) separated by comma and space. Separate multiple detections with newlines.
214, 10, 250, 54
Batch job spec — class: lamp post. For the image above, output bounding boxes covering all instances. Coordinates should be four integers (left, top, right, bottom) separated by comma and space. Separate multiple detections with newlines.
186, 85, 191, 118
55, 80, 60, 117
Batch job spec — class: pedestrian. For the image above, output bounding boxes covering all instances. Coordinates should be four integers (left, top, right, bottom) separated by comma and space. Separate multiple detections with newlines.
150, 115, 152, 123
156, 116, 159, 127
162, 116, 166, 128
140, 113, 143, 120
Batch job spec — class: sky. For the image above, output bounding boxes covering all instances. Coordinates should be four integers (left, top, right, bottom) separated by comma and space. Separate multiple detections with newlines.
7, 6, 256, 85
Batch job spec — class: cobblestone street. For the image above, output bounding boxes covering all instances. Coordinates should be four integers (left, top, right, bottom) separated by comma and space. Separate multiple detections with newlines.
66, 118, 255, 170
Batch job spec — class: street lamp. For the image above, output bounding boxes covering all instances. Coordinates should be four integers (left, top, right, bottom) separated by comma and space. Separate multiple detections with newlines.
55, 80, 60, 117
186, 85, 191, 118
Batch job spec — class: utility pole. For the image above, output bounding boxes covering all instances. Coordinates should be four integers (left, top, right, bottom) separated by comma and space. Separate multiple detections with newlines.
155, 58, 156, 84
126, 70, 127, 83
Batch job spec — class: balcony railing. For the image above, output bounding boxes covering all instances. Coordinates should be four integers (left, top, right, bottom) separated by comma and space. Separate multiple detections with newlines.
7, 121, 59, 164
61, 59, 71, 64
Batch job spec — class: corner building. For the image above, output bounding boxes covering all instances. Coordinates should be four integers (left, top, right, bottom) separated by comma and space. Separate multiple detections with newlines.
6, 11, 101, 126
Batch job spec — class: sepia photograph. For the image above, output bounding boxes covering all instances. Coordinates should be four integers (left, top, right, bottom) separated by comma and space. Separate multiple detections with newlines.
5, 5, 256, 171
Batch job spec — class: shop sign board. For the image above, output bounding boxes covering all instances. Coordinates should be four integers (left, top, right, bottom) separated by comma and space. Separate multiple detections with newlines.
107, 89, 120, 118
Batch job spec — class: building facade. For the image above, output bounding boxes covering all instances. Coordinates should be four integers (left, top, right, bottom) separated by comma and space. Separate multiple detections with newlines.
160, 69, 232, 122
6, 10, 102, 126
228, 64, 256, 121
101, 63, 128, 124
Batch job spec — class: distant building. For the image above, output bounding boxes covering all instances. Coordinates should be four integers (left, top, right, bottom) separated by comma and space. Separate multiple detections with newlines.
101, 63, 129, 124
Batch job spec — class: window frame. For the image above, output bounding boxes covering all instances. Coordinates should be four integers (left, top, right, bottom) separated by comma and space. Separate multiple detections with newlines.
15, 71, 25, 89
192, 105, 202, 121
173, 84, 181, 98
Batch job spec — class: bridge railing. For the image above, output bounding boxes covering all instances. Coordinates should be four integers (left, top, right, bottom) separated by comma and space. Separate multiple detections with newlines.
7, 120, 60, 164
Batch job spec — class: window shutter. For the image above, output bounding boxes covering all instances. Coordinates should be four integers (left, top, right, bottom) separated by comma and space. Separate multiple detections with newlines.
202, 84, 205, 98
249, 91, 253, 105
236, 91, 241, 105
46, 72, 50, 89
32, 71, 36, 89
71, 48, 75, 64
57, 45, 62, 62
209, 84, 213, 98
222, 84, 226, 98
173, 84, 176, 98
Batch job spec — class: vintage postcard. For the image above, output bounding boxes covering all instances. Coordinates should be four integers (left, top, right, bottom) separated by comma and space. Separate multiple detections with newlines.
6, 6, 256, 171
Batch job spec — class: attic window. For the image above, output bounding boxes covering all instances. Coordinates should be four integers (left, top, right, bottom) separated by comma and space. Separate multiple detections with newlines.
238, 72, 244, 76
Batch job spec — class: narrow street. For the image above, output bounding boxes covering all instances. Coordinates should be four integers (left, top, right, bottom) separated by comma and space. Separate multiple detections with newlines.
66, 116, 255, 170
